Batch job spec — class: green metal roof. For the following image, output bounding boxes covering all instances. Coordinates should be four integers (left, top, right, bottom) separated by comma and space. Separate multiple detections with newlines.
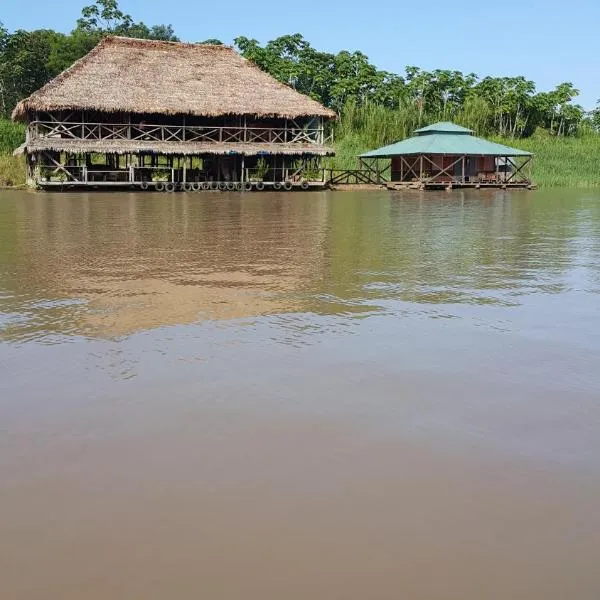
414, 121, 473, 135
360, 121, 532, 158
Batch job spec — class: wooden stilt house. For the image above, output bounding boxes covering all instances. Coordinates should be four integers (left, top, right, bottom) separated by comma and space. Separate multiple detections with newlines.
358, 122, 533, 190
12, 36, 336, 191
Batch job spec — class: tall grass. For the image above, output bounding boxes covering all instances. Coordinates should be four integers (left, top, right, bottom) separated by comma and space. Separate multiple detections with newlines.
330, 102, 600, 187
0, 154, 26, 187
496, 131, 600, 188
0, 119, 26, 187
0, 119, 25, 154
328, 99, 495, 170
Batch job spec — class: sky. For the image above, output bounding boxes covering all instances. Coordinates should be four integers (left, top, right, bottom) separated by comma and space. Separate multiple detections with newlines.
2, 0, 599, 109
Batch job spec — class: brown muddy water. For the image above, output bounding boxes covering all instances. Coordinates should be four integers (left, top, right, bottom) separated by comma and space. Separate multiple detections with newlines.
1, 189, 600, 599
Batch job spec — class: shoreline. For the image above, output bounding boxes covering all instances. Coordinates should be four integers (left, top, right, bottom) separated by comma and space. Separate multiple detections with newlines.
3, 131, 600, 190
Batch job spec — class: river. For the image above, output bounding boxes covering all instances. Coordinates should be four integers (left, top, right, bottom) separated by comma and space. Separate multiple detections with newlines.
1, 189, 600, 599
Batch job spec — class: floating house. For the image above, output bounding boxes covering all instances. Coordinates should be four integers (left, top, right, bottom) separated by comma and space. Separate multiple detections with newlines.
359, 122, 533, 189
12, 36, 336, 190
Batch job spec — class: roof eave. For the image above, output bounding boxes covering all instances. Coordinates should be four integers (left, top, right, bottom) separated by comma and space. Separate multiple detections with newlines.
13, 100, 335, 121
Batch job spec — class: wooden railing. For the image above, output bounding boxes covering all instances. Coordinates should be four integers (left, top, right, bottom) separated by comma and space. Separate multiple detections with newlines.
327, 169, 386, 185
29, 121, 329, 145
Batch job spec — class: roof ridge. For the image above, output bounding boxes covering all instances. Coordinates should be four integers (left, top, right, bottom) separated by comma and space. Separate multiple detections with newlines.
106, 35, 234, 50
414, 121, 474, 134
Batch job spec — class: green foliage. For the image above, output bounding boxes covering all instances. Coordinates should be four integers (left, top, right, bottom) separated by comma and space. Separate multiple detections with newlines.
252, 158, 269, 181
234, 34, 403, 111
498, 130, 600, 188
0, 1, 592, 136
151, 169, 170, 182
330, 102, 600, 187
590, 100, 600, 131
0, 119, 24, 153
0, 154, 25, 187
235, 36, 590, 140
0, 1, 177, 118
75, 0, 178, 40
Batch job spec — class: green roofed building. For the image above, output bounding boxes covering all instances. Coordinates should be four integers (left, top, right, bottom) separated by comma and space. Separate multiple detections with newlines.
359, 122, 533, 189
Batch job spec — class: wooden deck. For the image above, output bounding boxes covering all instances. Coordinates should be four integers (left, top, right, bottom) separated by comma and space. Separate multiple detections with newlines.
386, 180, 535, 191
325, 169, 534, 191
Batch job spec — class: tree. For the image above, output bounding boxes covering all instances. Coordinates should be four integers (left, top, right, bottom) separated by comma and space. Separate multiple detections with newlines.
0, 1, 179, 117
76, 0, 178, 40
76, 0, 132, 33
0, 22, 9, 115
0, 29, 64, 116
235, 34, 407, 111
591, 101, 600, 131
0, 1, 591, 138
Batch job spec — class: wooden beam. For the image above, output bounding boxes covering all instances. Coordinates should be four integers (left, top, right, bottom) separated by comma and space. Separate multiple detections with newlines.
401, 156, 420, 180
505, 156, 531, 183
422, 155, 465, 184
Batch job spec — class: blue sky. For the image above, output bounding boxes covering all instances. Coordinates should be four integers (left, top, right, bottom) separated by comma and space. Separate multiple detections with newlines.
3, 0, 599, 109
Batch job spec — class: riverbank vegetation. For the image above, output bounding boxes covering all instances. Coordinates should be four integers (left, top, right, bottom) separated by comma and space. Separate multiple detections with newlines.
0, 154, 25, 187
1, 0, 599, 187
0, 120, 25, 186
329, 101, 600, 187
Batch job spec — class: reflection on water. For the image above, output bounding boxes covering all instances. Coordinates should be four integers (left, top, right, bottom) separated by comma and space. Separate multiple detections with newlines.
2, 189, 600, 600
1, 189, 599, 342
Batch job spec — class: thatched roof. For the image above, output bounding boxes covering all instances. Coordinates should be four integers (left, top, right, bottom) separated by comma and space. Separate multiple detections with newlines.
15, 138, 334, 157
12, 36, 336, 121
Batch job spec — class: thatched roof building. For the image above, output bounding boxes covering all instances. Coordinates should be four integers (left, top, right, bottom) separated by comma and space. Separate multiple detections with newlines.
12, 36, 336, 121
14, 37, 336, 190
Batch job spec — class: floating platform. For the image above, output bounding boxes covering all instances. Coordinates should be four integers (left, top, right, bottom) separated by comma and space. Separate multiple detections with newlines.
386, 181, 536, 191
36, 180, 328, 192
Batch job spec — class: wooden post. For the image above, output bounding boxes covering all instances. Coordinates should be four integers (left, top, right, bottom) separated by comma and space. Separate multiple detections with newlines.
419, 154, 423, 181
461, 156, 465, 184
34, 153, 40, 185
182, 115, 186, 142
182, 155, 186, 184
241, 155, 245, 183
